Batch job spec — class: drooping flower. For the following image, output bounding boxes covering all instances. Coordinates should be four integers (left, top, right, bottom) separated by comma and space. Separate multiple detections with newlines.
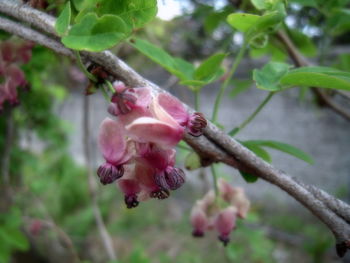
0, 40, 33, 111
97, 81, 207, 209
189, 179, 250, 245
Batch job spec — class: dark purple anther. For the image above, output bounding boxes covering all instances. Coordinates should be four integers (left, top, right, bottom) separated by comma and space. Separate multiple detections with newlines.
124, 194, 139, 209
187, 112, 207, 137
154, 167, 186, 191
97, 162, 124, 185
150, 189, 170, 200
192, 229, 204, 238
218, 235, 230, 246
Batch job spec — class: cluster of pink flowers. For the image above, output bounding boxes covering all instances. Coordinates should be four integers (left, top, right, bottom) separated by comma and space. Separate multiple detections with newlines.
190, 178, 250, 246
0, 40, 34, 111
97, 82, 207, 208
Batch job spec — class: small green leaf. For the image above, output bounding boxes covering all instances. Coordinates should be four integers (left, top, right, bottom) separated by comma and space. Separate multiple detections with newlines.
185, 152, 201, 171
194, 53, 226, 81
227, 13, 261, 33
229, 79, 252, 98
240, 171, 259, 183
251, 0, 267, 10
280, 66, 350, 91
0, 228, 29, 251
96, 0, 158, 30
131, 38, 195, 81
253, 62, 291, 91
244, 140, 314, 164
55, 1, 71, 36
62, 13, 127, 52
242, 142, 272, 163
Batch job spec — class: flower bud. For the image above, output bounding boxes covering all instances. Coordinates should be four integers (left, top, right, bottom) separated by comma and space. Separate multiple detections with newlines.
97, 162, 124, 185
154, 166, 185, 190
215, 206, 237, 246
190, 206, 208, 237
187, 112, 207, 137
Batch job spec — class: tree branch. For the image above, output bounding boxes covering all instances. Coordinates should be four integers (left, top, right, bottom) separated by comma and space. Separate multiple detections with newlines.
1, 0, 349, 256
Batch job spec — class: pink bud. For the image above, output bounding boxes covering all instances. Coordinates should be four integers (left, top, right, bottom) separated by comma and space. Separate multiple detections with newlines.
97, 162, 124, 185
154, 166, 186, 190
215, 206, 237, 246
187, 112, 207, 137
190, 205, 208, 237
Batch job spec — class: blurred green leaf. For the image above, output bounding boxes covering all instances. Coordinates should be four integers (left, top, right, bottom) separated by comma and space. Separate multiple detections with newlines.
280, 66, 350, 91
240, 171, 259, 183
290, 0, 318, 7
244, 140, 314, 164
227, 13, 261, 33
242, 143, 272, 163
131, 38, 195, 81
194, 53, 226, 82
55, 1, 71, 36
96, 0, 158, 30
229, 79, 252, 98
288, 29, 317, 57
253, 62, 291, 91
251, 0, 267, 10
62, 13, 127, 51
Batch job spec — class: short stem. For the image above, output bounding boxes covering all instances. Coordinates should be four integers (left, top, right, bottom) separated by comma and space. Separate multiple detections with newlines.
194, 89, 200, 111
211, 42, 247, 122
74, 51, 97, 82
211, 164, 219, 197
105, 80, 115, 93
230, 92, 275, 136
101, 85, 111, 102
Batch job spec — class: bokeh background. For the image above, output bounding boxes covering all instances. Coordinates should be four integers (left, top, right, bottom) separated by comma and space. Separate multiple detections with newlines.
1, 0, 350, 262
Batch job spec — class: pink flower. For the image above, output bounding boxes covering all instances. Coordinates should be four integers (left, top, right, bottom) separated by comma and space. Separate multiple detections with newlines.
190, 204, 208, 237
189, 179, 250, 245
215, 206, 237, 246
0, 40, 33, 111
97, 82, 207, 209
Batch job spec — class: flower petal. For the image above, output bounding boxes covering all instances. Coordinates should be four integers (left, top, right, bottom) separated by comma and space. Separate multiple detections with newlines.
98, 118, 127, 164
126, 117, 184, 147
157, 93, 189, 126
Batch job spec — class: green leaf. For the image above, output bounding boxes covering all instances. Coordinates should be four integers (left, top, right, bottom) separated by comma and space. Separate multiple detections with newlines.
287, 29, 317, 57
280, 66, 350, 91
55, 1, 71, 36
185, 152, 201, 171
227, 11, 284, 40
242, 143, 272, 163
227, 13, 261, 33
0, 228, 29, 251
251, 0, 267, 10
194, 53, 226, 82
253, 62, 291, 91
62, 13, 127, 52
96, 0, 157, 30
290, 0, 317, 7
131, 38, 195, 81
240, 171, 259, 183
229, 79, 252, 98
243, 140, 314, 164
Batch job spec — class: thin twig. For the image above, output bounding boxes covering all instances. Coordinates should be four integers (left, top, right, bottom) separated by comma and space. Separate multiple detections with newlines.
83, 95, 117, 261
276, 30, 350, 122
